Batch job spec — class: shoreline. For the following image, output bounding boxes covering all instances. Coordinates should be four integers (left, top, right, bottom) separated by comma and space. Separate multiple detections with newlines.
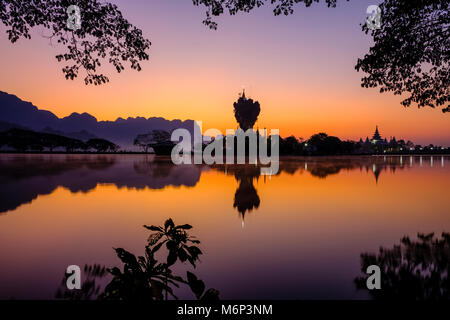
1, 151, 449, 156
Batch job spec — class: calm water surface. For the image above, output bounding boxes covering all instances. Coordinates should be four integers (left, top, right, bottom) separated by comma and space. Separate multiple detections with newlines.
0, 154, 449, 299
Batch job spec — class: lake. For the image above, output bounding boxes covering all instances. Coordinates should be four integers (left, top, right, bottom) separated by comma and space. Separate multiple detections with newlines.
0, 154, 449, 299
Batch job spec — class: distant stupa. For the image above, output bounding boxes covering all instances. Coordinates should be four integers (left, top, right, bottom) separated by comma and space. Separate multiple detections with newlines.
372, 125, 382, 143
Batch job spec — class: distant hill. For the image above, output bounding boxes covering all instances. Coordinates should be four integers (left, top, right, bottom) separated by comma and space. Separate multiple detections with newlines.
41, 127, 97, 142
0, 91, 197, 149
0, 120, 28, 132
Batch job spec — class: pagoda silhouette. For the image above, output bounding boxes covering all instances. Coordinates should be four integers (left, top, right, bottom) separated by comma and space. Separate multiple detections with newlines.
233, 90, 260, 131
372, 125, 382, 143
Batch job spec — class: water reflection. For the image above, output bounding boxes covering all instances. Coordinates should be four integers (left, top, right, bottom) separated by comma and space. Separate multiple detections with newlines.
355, 233, 450, 300
1, 154, 449, 300
55, 264, 107, 300
0, 154, 202, 213
232, 166, 260, 222
0, 154, 448, 215
211, 155, 448, 219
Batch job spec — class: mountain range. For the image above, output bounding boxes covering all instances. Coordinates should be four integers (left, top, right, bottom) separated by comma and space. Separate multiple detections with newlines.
0, 91, 197, 150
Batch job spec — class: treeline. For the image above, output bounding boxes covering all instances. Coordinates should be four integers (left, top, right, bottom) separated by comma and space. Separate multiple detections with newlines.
280, 133, 357, 156
200, 132, 357, 157
213, 132, 448, 156
0, 128, 118, 152
279, 133, 449, 155
134, 130, 175, 155
2, 128, 447, 156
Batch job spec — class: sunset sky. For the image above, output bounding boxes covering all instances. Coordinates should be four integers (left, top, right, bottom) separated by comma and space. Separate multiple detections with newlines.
0, 0, 448, 146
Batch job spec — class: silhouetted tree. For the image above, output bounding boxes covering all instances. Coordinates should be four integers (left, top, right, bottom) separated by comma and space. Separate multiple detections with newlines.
233, 91, 260, 131
100, 219, 219, 301
340, 140, 358, 154
144, 218, 202, 300
134, 135, 152, 153
64, 139, 85, 152
191, 0, 344, 29
101, 246, 183, 301
144, 218, 202, 268
279, 136, 304, 155
355, 233, 450, 300
356, 0, 449, 113
55, 220, 218, 301
0, 128, 86, 152
44, 136, 63, 152
86, 138, 118, 152
307, 132, 343, 155
0, 0, 151, 85
186, 271, 220, 301
134, 130, 174, 155
0, 128, 120, 152
192, 0, 448, 112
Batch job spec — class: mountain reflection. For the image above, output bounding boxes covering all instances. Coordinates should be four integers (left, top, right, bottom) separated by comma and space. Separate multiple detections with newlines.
0, 154, 202, 213
355, 233, 450, 300
0, 155, 447, 215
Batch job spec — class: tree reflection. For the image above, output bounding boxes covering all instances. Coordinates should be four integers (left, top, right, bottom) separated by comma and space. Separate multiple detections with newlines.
355, 233, 450, 300
1, 155, 441, 215
56, 264, 108, 300
133, 155, 173, 178
209, 156, 418, 222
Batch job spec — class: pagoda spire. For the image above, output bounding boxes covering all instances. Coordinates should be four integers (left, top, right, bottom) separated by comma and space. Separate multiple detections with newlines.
372, 125, 382, 141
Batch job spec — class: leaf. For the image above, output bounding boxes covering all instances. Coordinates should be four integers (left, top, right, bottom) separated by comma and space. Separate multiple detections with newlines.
166, 240, 177, 251
167, 250, 177, 266
186, 271, 205, 299
137, 256, 146, 267
187, 245, 203, 258
178, 248, 188, 262
148, 232, 163, 246
176, 224, 193, 230
151, 241, 164, 253
114, 248, 138, 266
149, 280, 165, 300
108, 267, 121, 276
144, 225, 162, 232
164, 218, 175, 231
201, 288, 220, 301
